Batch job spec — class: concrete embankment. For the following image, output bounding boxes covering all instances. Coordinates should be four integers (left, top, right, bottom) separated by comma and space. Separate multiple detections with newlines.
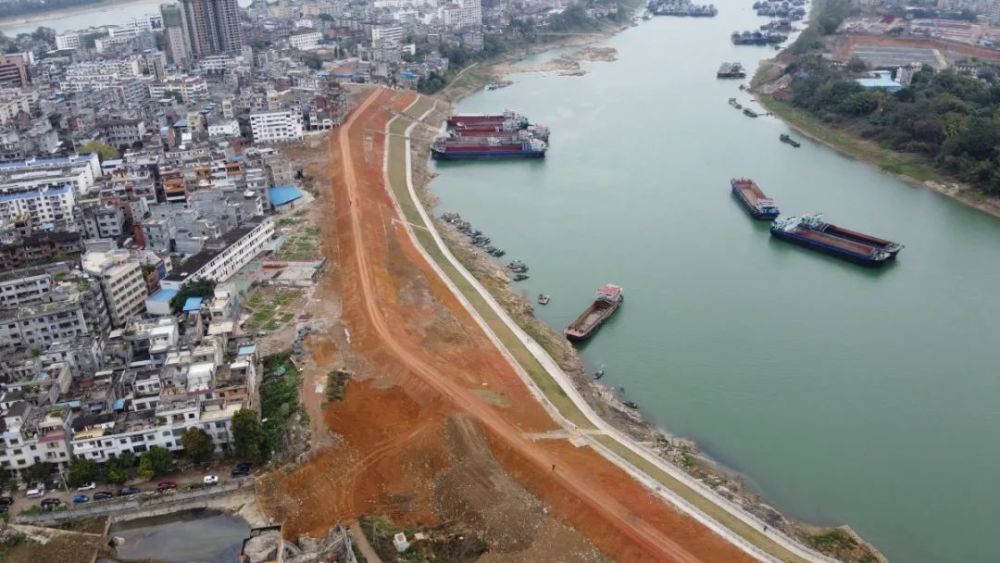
15, 479, 261, 526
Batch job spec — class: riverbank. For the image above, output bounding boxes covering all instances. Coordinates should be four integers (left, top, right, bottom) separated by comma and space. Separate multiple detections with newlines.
754, 89, 1000, 220
0, 0, 147, 29
420, 21, 890, 563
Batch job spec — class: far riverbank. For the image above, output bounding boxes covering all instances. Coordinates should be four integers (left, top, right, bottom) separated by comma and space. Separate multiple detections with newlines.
0, 0, 146, 30
752, 74, 1000, 220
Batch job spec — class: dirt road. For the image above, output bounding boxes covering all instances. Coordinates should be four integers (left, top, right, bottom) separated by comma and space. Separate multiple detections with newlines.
258, 88, 753, 562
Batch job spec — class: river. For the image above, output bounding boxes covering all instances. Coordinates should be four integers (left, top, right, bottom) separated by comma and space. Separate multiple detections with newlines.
0, 0, 252, 36
107, 509, 249, 562
428, 4, 1000, 563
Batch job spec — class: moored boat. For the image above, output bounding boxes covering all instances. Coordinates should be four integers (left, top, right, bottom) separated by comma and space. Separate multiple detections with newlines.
770, 214, 903, 266
431, 137, 547, 160
743, 107, 759, 118
731, 178, 780, 219
565, 284, 624, 342
779, 133, 801, 147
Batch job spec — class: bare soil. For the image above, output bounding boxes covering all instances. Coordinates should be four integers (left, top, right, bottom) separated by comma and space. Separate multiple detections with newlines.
256, 89, 753, 562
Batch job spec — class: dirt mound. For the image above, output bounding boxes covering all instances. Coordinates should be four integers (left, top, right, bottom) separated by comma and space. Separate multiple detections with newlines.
435, 414, 547, 553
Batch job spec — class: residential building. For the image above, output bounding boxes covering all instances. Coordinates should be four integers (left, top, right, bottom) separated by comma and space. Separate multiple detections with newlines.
161, 218, 274, 289
0, 55, 29, 88
289, 31, 323, 51
79, 200, 126, 239
249, 110, 304, 144
180, 0, 244, 58
82, 250, 148, 328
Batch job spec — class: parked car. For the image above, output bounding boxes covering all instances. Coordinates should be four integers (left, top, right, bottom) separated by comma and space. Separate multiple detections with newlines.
76, 482, 96, 491
0, 496, 13, 507
72, 495, 89, 504
93, 491, 113, 501
40, 498, 62, 511
117, 486, 141, 497
202, 475, 219, 485
26, 484, 45, 498
231, 463, 252, 477
156, 481, 177, 492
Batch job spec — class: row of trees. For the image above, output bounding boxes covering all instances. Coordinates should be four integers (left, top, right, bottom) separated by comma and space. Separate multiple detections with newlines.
787, 55, 1000, 194
0, 414, 268, 493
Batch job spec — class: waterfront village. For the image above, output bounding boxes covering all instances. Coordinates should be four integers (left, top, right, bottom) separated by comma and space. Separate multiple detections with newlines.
0, 0, 997, 559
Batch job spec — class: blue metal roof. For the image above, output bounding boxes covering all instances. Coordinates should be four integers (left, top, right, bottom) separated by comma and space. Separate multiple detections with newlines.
112, 399, 126, 411
183, 297, 204, 312
237, 345, 257, 356
269, 185, 303, 207
856, 71, 902, 92
149, 288, 178, 303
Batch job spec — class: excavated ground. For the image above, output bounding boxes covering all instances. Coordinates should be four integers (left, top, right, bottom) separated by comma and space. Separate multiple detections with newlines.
256, 88, 752, 562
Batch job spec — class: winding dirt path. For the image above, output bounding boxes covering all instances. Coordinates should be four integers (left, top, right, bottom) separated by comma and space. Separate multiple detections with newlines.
328, 89, 751, 562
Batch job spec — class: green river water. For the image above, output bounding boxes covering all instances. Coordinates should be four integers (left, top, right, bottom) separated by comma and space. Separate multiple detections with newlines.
428, 6, 1000, 562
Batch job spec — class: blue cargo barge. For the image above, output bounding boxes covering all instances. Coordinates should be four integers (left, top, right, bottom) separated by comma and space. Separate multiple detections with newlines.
770, 214, 902, 266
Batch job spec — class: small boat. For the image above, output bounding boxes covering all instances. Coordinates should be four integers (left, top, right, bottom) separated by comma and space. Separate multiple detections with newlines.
565, 284, 624, 341
594, 365, 605, 379
779, 133, 801, 148
623, 401, 639, 409
507, 260, 528, 273
513, 273, 530, 282
743, 108, 759, 118
537, 293, 550, 305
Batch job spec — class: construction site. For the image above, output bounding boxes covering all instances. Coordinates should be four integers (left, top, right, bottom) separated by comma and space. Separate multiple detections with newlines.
252, 87, 777, 562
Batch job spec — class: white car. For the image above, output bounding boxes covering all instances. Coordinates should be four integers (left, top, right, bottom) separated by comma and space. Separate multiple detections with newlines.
76, 482, 96, 491
26, 484, 45, 498
203, 475, 219, 485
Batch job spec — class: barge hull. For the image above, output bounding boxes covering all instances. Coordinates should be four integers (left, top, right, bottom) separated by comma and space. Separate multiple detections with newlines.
771, 228, 888, 266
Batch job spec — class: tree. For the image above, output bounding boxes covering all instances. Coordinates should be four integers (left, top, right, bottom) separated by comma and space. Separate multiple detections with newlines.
232, 409, 265, 463
104, 452, 136, 485
138, 447, 173, 479
66, 458, 97, 488
21, 462, 55, 485
77, 141, 120, 162
302, 52, 322, 70
170, 279, 216, 314
181, 428, 214, 463
0, 468, 12, 493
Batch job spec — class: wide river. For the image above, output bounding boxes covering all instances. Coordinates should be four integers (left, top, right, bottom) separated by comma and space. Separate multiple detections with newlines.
429, 4, 1000, 563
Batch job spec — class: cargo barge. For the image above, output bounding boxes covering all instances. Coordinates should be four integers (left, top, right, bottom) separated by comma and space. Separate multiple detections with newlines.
731, 30, 787, 45
770, 214, 903, 266
447, 111, 528, 129
431, 137, 547, 160
731, 178, 780, 219
648, 0, 718, 17
452, 123, 550, 142
717, 62, 746, 78
565, 284, 624, 342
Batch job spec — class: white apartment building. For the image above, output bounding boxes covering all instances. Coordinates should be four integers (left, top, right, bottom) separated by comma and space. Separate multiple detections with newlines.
82, 250, 147, 328
289, 31, 323, 51
1, 401, 74, 478
249, 110, 304, 144
161, 218, 274, 290
0, 264, 61, 308
148, 76, 208, 103
443, 0, 482, 29
0, 88, 38, 126
372, 24, 405, 44
55, 32, 82, 50
0, 184, 75, 225
208, 120, 241, 138
0, 284, 110, 354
